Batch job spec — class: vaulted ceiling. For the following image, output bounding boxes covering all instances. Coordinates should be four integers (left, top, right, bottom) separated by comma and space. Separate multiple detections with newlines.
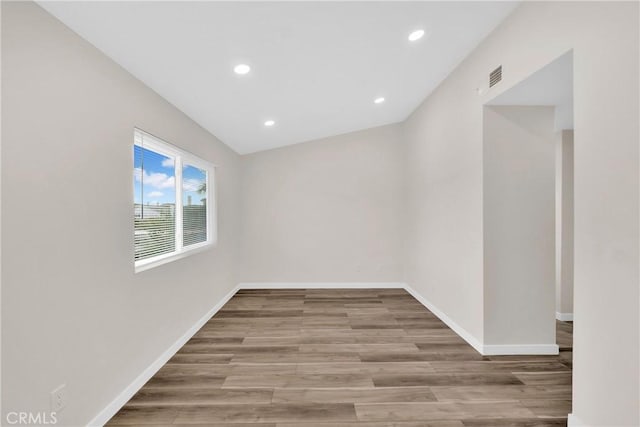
39, 1, 518, 154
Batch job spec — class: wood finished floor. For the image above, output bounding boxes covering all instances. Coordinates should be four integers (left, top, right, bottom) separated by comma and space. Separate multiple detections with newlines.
107, 289, 573, 426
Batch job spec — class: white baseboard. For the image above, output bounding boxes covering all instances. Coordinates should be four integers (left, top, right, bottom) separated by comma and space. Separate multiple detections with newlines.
403, 285, 484, 354
482, 343, 559, 355
404, 285, 558, 356
239, 282, 405, 289
556, 311, 574, 321
567, 413, 585, 426
86, 284, 240, 427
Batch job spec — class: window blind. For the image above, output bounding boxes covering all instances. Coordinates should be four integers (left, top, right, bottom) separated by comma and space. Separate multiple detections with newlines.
133, 137, 177, 261
182, 164, 208, 247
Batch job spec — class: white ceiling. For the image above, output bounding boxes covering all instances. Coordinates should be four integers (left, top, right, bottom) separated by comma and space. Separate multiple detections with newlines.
488, 51, 573, 130
39, 1, 519, 154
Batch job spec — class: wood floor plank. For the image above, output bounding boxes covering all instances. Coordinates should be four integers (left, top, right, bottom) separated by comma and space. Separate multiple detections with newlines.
299, 343, 420, 353
431, 385, 572, 401
230, 352, 362, 363
216, 310, 304, 318
513, 372, 572, 386
360, 352, 485, 362
167, 354, 233, 364
107, 407, 178, 425
462, 419, 566, 426
193, 329, 251, 338
372, 373, 524, 387
354, 401, 536, 421
143, 374, 226, 389
415, 343, 482, 352
242, 336, 353, 345
107, 289, 572, 426
222, 373, 375, 388
428, 361, 569, 373
350, 322, 402, 329
154, 364, 233, 378
519, 399, 572, 417
172, 403, 358, 423
401, 329, 466, 338
296, 362, 435, 375
272, 387, 437, 403
185, 337, 244, 345
179, 345, 299, 355
126, 388, 274, 406
243, 329, 309, 337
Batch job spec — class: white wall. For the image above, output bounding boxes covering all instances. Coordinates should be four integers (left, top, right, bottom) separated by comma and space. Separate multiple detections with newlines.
1, 3, 240, 425
483, 106, 556, 347
556, 130, 574, 318
403, 2, 638, 425
239, 124, 404, 283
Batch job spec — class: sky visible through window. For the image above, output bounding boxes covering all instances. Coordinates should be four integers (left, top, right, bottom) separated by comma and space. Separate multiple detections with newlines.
134, 146, 206, 207
183, 164, 207, 207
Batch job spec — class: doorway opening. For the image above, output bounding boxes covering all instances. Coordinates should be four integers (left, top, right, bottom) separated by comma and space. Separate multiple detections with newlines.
482, 50, 574, 355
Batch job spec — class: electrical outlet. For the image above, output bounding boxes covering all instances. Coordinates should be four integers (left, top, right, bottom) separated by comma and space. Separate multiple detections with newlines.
50, 384, 67, 412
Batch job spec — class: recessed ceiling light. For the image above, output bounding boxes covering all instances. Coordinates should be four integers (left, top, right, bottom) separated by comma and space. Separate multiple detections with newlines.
233, 64, 251, 75
264, 120, 275, 127
408, 29, 425, 42
374, 97, 385, 104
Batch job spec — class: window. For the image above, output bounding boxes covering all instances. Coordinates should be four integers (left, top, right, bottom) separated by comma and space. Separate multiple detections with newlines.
133, 129, 216, 272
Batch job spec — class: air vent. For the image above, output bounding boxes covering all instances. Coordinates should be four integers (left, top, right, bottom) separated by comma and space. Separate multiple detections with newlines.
489, 65, 502, 88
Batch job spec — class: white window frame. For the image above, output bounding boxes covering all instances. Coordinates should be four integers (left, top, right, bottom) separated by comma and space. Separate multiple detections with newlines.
134, 128, 217, 273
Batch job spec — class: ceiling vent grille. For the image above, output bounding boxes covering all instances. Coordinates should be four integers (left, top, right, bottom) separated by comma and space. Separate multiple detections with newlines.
489, 65, 502, 88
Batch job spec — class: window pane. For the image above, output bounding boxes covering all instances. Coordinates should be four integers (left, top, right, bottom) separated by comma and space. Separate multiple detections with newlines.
134, 145, 176, 260
182, 164, 207, 247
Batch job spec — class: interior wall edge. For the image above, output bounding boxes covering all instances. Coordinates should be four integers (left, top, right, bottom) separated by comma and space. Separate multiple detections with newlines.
238, 282, 405, 289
